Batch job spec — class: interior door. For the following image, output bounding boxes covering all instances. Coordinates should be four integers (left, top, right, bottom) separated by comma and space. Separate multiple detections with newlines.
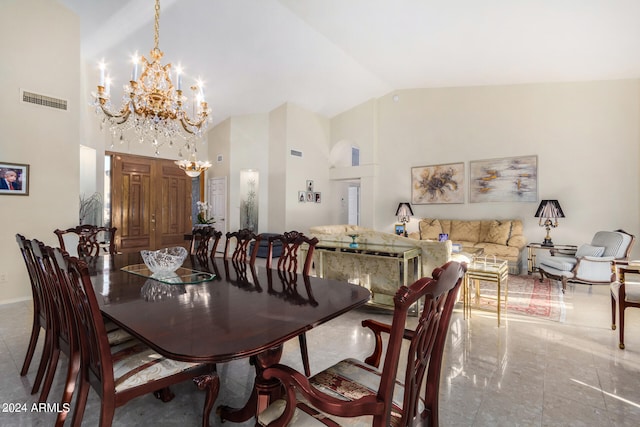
208, 176, 227, 236
111, 153, 192, 253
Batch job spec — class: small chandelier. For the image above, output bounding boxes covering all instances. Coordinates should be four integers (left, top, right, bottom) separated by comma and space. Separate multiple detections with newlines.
93, 0, 211, 158
175, 152, 212, 178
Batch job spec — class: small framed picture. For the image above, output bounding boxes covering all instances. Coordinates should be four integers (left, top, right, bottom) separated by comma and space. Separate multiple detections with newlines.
438, 233, 449, 242
306, 191, 314, 202
314, 192, 321, 203
0, 162, 29, 196
298, 191, 306, 202
395, 224, 405, 236
306, 180, 314, 192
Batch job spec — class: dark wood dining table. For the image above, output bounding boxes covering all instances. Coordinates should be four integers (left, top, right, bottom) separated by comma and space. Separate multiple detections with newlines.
86, 253, 370, 424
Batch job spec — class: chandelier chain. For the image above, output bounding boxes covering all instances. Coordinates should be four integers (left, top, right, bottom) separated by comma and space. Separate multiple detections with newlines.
154, 0, 160, 51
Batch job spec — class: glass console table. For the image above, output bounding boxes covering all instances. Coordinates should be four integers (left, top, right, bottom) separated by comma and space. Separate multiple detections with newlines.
312, 241, 422, 309
121, 264, 215, 284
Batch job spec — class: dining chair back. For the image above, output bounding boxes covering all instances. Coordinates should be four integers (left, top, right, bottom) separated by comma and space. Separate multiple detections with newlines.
15, 234, 52, 393
191, 226, 223, 260
54, 225, 117, 257
224, 229, 261, 264
53, 249, 218, 427
264, 231, 319, 376
265, 231, 319, 276
258, 261, 466, 427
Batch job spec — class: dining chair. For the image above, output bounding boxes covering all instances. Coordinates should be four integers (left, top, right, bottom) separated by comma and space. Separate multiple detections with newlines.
190, 226, 223, 260
224, 229, 261, 264
611, 264, 640, 349
265, 231, 319, 377
54, 225, 117, 257
15, 234, 52, 395
258, 261, 466, 427
53, 249, 219, 427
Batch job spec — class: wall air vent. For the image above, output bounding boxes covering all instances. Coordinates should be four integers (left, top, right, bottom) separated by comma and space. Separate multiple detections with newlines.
290, 149, 303, 158
21, 90, 68, 111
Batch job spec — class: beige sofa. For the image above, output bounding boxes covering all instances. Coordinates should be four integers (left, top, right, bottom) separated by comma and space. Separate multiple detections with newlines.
408, 219, 526, 274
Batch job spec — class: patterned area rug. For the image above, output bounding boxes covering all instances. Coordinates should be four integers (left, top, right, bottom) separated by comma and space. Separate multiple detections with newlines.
471, 275, 564, 322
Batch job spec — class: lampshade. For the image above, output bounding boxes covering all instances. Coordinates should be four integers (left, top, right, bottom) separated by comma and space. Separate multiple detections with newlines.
534, 200, 565, 219
395, 202, 414, 223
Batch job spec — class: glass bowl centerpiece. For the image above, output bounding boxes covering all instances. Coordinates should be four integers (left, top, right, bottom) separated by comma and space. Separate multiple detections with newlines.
141, 246, 188, 274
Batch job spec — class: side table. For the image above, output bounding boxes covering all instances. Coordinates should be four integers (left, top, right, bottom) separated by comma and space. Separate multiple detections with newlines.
527, 243, 577, 275
464, 256, 509, 326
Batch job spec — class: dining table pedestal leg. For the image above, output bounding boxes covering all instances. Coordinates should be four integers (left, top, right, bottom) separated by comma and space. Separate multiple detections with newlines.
218, 345, 284, 423
194, 370, 220, 427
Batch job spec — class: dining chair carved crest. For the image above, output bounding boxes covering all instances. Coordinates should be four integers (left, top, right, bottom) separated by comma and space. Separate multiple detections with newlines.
15, 234, 53, 395
265, 231, 319, 276
264, 231, 319, 377
54, 249, 219, 427
190, 226, 223, 261
258, 261, 466, 427
224, 229, 261, 264
54, 225, 117, 257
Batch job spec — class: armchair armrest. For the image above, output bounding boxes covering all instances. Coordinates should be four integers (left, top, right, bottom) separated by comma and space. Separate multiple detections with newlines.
574, 256, 616, 282
262, 364, 383, 427
362, 319, 415, 368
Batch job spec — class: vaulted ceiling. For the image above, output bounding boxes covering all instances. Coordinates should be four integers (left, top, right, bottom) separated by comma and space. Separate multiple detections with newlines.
59, 0, 640, 126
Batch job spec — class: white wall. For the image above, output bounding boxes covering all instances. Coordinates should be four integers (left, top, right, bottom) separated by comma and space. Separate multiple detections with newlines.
0, 0, 80, 303
331, 80, 640, 263
283, 104, 331, 233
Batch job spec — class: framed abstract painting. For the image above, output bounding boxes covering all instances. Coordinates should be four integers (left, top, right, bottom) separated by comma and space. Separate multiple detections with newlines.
411, 162, 464, 204
469, 155, 537, 203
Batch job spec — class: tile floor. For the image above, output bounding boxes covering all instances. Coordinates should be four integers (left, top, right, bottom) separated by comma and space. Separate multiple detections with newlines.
1, 277, 640, 426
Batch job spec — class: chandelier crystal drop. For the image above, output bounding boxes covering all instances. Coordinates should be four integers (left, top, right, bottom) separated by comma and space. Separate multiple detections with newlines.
92, 0, 211, 164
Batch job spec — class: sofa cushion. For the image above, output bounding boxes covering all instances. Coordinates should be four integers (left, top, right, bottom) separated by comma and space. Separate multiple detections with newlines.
575, 244, 605, 258
485, 220, 512, 246
474, 243, 520, 260
419, 219, 443, 240
449, 220, 480, 243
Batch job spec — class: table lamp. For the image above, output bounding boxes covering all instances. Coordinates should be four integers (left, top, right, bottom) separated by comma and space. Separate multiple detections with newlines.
395, 202, 413, 237
534, 199, 564, 246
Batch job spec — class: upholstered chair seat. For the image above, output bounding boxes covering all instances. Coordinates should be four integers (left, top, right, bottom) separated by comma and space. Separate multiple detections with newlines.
259, 358, 424, 426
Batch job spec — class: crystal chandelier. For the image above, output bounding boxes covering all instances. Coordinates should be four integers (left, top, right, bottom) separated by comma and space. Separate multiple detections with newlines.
93, 0, 211, 162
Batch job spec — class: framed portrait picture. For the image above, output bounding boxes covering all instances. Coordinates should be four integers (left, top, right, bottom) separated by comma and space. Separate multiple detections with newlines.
411, 162, 464, 204
306, 191, 314, 202
469, 155, 537, 203
314, 192, 321, 203
298, 191, 306, 202
0, 162, 29, 196
306, 180, 314, 192
394, 224, 405, 236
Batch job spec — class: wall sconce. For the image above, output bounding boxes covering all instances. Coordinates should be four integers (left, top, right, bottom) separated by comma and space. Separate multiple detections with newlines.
534, 199, 564, 246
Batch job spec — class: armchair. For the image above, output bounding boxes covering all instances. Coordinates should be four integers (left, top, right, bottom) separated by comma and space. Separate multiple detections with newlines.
539, 230, 635, 292
257, 261, 465, 427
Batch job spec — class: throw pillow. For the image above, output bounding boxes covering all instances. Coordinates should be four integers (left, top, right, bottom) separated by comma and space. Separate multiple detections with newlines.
485, 220, 512, 246
419, 219, 442, 240
575, 244, 605, 258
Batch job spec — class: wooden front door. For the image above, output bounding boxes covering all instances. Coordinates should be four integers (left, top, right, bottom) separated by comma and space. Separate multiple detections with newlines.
111, 153, 192, 253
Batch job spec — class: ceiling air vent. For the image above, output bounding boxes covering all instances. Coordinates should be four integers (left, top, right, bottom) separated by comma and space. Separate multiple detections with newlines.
290, 149, 303, 158
21, 90, 68, 111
